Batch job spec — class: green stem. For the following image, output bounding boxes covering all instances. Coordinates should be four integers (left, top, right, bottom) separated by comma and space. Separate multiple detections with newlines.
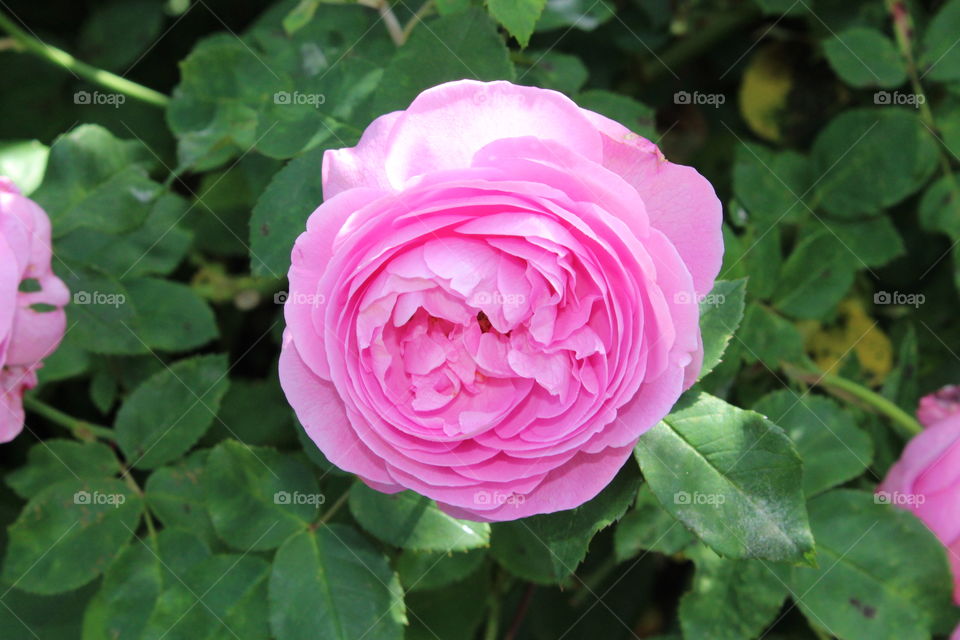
783, 364, 923, 438
484, 588, 501, 640
317, 490, 350, 525
887, 0, 959, 188
22, 394, 117, 442
642, 7, 760, 81
121, 463, 160, 549
0, 9, 169, 108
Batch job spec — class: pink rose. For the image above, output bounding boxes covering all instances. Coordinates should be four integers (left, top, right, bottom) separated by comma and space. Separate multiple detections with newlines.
917, 385, 960, 428
879, 396, 960, 605
279, 80, 722, 521
0, 177, 69, 443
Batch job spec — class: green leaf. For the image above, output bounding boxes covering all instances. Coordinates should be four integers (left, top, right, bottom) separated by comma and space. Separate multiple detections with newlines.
824, 216, 905, 268
204, 440, 319, 551
490, 464, 640, 583
918, 171, 960, 239
812, 108, 938, 219
0, 583, 97, 640
203, 378, 297, 447
753, 391, 873, 497
124, 278, 218, 351
140, 554, 270, 640
487, 0, 547, 47
0, 139, 48, 195
679, 544, 789, 640
773, 230, 856, 320
614, 484, 695, 561
634, 391, 814, 563
169, 5, 389, 169
78, 0, 165, 70
115, 354, 230, 469
536, 0, 614, 32
282, 0, 321, 35
881, 323, 919, 415
62, 271, 147, 355
6, 438, 119, 499
144, 450, 217, 545
2, 478, 142, 594
738, 303, 804, 369
269, 525, 405, 640
82, 529, 213, 640
575, 90, 656, 140
33, 125, 159, 236
81, 537, 163, 640
349, 482, 490, 552
776, 490, 954, 640
517, 50, 588, 94
698, 279, 747, 379
249, 146, 324, 277
396, 548, 486, 592
371, 9, 515, 115
823, 28, 906, 88
404, 568, 487, 640
921, 0, 960, 82
732, 142, 810, 225
56, 192, 193, 279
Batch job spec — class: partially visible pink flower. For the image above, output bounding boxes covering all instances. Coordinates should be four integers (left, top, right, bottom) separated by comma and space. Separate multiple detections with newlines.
918, 385, 960, 428
0, 177, 69, 443
879, 396, 960, 605
279, 80, 722, 521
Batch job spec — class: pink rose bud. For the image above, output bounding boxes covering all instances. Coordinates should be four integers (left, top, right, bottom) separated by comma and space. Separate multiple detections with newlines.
879, 408, 960, 604
0, 177, 69, 443
279, 81, 722, 521
918, 385, 960, 428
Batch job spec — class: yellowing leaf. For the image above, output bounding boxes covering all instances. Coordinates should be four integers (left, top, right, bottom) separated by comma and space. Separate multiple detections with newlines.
739, 44, 792, 143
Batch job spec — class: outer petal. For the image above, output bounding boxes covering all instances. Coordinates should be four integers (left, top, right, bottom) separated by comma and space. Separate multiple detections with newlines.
0, 366, 36, 444
581, 110, 723, 297
278, 330, 397, 486
322, 112, 405, 199
386, 81, 604, 187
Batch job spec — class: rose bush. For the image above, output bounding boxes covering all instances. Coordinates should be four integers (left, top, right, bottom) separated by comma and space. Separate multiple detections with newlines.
0, 177, 68, 443
280, 80, 722, 521
879, 386, 960, 634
